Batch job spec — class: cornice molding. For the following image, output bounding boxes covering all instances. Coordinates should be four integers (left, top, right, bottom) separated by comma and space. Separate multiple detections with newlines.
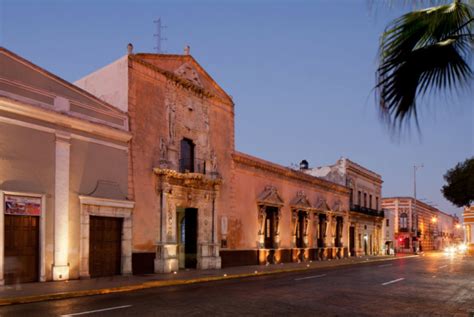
129, 55, 233, 107
0, 96, 131, 143
79, 195, 135, 209
233, 152, 350, 196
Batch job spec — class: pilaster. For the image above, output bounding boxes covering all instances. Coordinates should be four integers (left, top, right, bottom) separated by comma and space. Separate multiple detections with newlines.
53, 132, 70, 281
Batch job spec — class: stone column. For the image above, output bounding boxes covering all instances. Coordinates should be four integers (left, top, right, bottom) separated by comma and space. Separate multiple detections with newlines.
257, 206, 266, 248
312, 213, 319, 248
290, 209, 297, 247
53, 133, 70, 281
155, 185, 178, 273
342, 216, 348, 248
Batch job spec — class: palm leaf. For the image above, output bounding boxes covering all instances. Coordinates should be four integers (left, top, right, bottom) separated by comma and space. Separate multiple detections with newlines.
376, 0, 473, 130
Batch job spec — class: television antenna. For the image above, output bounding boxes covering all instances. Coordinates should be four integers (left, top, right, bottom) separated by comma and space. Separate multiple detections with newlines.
153, 18, 167, 53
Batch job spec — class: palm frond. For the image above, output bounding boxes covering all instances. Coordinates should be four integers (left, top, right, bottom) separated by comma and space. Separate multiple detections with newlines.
376, 0, 473, 130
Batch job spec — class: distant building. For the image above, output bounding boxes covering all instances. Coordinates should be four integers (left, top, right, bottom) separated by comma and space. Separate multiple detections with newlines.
382, 197, 461, 253
303, 158, 386, 256
463, 206, 474, 254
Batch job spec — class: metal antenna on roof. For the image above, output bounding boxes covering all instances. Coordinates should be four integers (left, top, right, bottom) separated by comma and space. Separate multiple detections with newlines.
153, 18, 167, 53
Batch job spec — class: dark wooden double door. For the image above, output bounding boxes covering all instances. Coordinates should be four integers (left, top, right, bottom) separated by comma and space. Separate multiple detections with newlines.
4, 215, 39, 284
89, 216, 123, 278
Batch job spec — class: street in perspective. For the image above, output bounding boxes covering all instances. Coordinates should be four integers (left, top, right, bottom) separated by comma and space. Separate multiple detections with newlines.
0, 0, 473, 316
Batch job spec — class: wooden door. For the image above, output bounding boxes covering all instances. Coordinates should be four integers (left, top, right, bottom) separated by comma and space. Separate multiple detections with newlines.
349, 226, 355, 256
264, 207, 276, 249
184, 208, 197, 268
296, 211, 305, 248
89, 216, 122, 278
4, 215, 39, 284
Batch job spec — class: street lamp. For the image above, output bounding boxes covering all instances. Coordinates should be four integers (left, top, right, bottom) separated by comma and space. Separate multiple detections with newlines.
413, 164, 423, 253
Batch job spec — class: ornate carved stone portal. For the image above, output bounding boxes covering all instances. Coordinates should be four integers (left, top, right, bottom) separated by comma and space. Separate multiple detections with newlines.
290, 191, 313, 248
153, 168, 222, 273
256, 186, 284, 249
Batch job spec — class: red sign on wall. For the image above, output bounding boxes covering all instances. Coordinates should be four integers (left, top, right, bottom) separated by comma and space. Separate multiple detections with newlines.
4, 195, 41, 216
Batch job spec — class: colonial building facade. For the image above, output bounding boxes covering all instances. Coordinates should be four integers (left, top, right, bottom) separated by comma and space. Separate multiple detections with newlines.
76, 45, 358, 273
382, 197, 461, 253
0, 48, 132, 285
304, 158, 386, 256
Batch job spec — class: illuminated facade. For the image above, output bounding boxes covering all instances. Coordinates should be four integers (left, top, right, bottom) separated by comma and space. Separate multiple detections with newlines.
382, 197, 461, 253
0, 48, 132, 285
76, 45, 357, 271
463, 206, 474, 254
304, 158, 386, 256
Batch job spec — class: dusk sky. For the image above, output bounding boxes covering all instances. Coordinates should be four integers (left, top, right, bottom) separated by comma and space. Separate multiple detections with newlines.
1, 0, 472, 217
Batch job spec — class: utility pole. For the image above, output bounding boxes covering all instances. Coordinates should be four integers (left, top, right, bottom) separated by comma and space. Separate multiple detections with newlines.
413, 164, 423, 253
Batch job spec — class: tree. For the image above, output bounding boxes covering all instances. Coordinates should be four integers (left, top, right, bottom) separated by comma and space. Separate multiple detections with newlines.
441, 157, 474, 207
376, 0, 473, 131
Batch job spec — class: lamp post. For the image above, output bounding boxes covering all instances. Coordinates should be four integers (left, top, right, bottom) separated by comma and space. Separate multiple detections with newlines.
413, 164, 423, 253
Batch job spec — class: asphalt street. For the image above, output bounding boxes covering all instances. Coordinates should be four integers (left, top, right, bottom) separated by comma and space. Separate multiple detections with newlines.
0, 253, 473, 317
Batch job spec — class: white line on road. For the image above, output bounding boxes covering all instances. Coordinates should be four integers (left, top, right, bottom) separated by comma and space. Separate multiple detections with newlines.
439, 265, 448, 269
382, 278, 405, 286
378, 264, 393, 267
295, 274, 326, 281
60, 305, 132, 316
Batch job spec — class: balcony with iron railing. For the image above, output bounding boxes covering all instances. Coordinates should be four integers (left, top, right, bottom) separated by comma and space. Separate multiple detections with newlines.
179, 158, 208, 174
351, 204, 384, 217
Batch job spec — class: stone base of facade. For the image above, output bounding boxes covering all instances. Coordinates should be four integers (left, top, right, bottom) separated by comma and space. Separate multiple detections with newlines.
220, 247, 348, 268
154, 243, 221, 272
197, 243, 221, 269
52, 265, 69, 281
155, 243, 179, 273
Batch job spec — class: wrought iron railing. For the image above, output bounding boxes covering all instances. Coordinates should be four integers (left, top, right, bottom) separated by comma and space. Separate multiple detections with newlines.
352, 204, 384, 217
179, 158, 207, 174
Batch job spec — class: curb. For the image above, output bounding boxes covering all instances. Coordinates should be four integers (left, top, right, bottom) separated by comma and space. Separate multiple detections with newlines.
0, 255, 418, 306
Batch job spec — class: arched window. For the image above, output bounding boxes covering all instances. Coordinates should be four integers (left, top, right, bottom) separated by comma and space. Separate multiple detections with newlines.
400, 213, 408, 230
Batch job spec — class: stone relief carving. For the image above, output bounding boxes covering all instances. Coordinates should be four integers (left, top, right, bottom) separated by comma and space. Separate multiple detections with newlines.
290, 190, 312, 210
315, 197, 331, 212
313, 213, 320, 247
257, 185, 284, 206
168, 102, 176, 144
303, 212, 310, 236
257, 206, 266, 236
160, 137, 168, 161
333, 200, 342, 212
174, 63, 203, 88
331, 215, 337, 238
210, 150, 218, 174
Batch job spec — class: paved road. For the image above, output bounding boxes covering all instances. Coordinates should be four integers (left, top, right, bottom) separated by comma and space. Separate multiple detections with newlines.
1, 253, 473, 316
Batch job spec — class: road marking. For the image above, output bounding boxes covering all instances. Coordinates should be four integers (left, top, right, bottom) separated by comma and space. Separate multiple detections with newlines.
378, 264, 393, 267
61, 305, 132, 316
381, 278, 405, 286
439, 265, 448, 269
295, 274, 326, 281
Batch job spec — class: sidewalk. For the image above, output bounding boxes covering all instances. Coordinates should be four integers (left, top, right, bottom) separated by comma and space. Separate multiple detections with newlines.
0, 253, 417, 306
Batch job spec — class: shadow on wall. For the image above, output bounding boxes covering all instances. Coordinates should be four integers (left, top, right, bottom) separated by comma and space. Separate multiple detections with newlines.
0, 180, 45, 193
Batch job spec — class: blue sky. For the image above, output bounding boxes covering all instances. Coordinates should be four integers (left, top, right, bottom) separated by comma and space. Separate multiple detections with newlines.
1, 0, 472, 217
